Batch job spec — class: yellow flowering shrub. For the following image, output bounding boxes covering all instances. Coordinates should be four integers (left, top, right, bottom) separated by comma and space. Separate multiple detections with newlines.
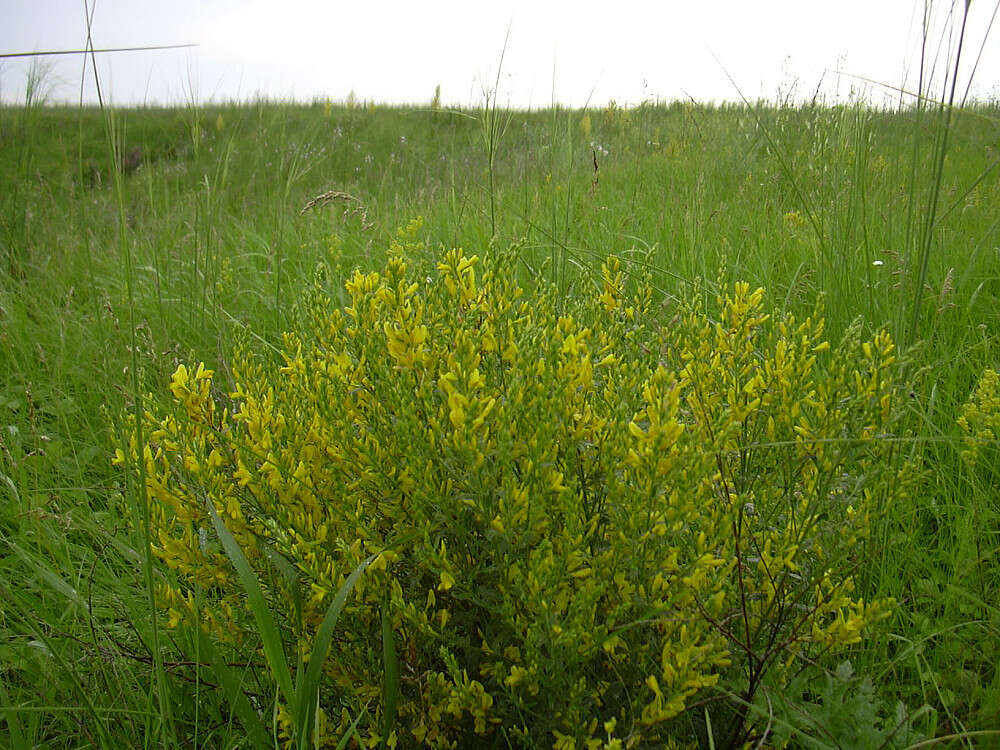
957, 368, 1000, 469
117, 247, 907, 748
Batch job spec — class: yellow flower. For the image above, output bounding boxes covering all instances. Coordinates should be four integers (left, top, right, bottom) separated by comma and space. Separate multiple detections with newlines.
168, 364, 190, 399
504, 665, 529, 687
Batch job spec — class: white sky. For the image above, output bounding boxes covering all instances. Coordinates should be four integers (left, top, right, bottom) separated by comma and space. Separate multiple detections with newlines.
1, 0, 998, 108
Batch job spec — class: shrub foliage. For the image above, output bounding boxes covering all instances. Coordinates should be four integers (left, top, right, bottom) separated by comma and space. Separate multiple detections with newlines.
117, 246, 908, 748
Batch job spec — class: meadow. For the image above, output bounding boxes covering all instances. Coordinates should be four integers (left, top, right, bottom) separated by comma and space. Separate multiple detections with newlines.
1, 90, 998, 747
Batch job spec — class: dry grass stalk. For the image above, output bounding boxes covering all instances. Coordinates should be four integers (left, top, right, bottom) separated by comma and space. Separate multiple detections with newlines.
299, 190, 362, 215
299, 189, 373, 230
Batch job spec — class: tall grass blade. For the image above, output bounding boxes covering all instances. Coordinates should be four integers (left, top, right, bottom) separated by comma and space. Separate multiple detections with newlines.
80, 0, 177, 740
713, 57, 843, 304
907, 0, 971, 344
191, 625, 271, 748
0, 582, 113, 748
0, 675, 28, 750
480, 26, 513, 241
0, 44, 197, 59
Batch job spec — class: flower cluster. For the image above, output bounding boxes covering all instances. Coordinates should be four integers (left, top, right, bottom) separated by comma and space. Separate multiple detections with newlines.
118, 246, 908, 748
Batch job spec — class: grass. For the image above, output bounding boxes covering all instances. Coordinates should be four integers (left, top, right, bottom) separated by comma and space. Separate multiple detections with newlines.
0, 85, 998, 746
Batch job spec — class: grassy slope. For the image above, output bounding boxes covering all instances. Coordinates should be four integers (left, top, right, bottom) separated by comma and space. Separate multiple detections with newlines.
1, 99, 998, 746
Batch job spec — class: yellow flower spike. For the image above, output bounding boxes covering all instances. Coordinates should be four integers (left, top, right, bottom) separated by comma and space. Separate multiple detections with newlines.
438, 570, 455, 591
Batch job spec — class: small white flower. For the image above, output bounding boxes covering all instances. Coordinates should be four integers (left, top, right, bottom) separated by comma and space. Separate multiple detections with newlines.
872, 260, 884, 267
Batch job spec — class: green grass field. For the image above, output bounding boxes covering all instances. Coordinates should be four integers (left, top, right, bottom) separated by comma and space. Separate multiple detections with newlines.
1, 91, 998, 747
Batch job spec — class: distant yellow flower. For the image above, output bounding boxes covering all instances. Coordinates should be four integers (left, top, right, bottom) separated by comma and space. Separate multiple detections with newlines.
783, 210, 807, 228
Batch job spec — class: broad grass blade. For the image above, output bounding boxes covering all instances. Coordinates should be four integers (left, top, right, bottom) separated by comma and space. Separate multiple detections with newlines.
205, 499, 295, 706
293, 553, 377, 746
263, 545, 303, 627
333, 704, 369, 750
380, 604, 400, 747
7, 540, 82, 606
